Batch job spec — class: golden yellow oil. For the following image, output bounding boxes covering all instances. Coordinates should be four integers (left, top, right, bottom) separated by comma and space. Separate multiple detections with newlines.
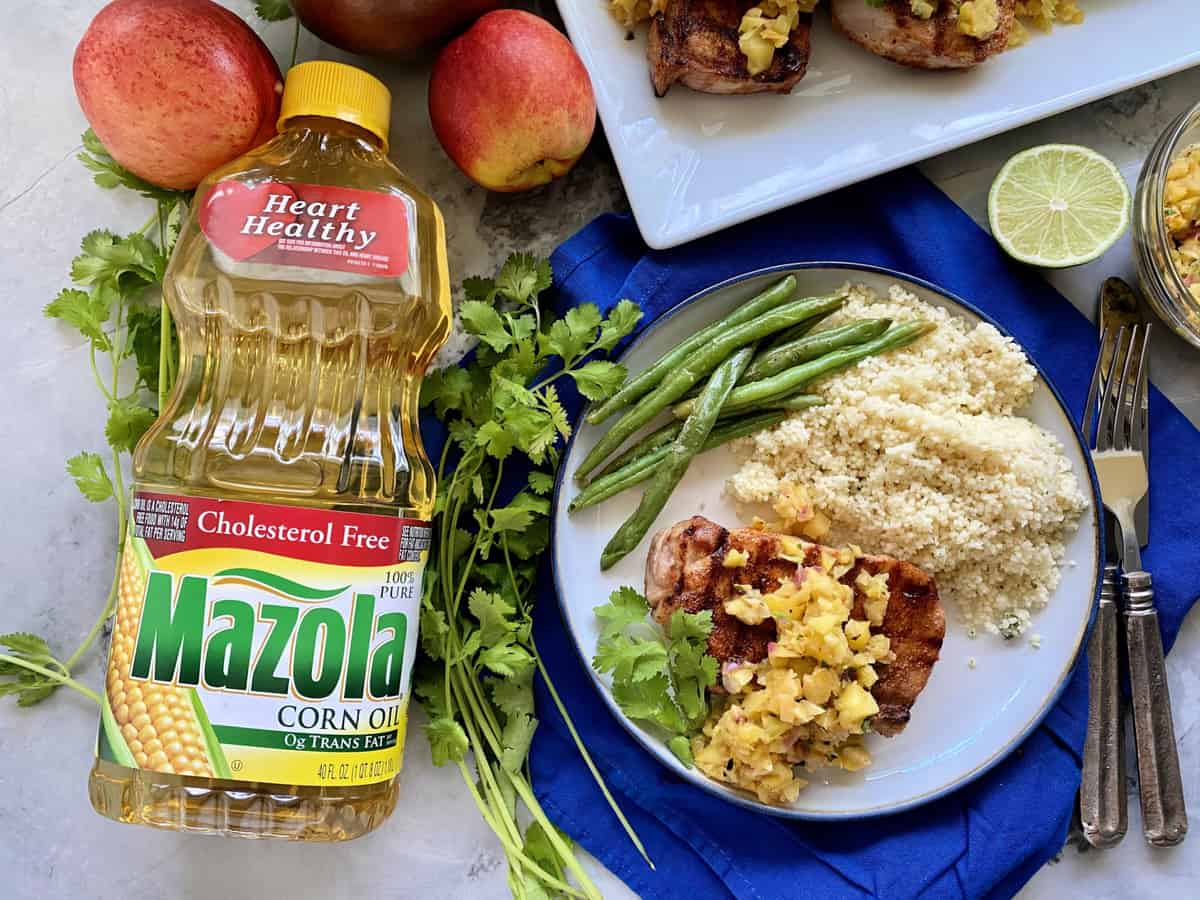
88, 117, 451, 841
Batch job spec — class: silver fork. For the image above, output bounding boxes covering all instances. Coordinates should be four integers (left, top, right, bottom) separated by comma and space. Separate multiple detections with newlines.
1091, 324, 1188, 847
1079, 324, 1129, 848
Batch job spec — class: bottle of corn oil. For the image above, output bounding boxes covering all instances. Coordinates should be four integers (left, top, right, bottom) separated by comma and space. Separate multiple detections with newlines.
88, 61, 451, 841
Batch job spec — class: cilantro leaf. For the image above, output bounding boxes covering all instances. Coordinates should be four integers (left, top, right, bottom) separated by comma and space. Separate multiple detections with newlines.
500, 712, 538, 773
591, 588, 715, 756
254, 0, 294, 21
594, 586, 651, 639
419, 605, 449, 661
524, 821, 570, 883
461, 300, 513, 352
543, 303, 601, 365
462, 275, 497, 305
495, 253, 552, 306
105, 398, 156, 453
596, 299, 643, 351
44, 288, 112, 350
593, 635, 668, 684
78, 130, 188, 203
527, 471, 555, 495
0, 633, 65, 707
0, 633, 52, 659
66, 452, 113, 502
475, 420, 515, 460
569, 360, 627, 401
490, 668, 534, 720
479, 642, 534, 678
126, 305, 168, 393
72, 229, 158, 288
468, 589, 516, 648
425, 716, 469, 766
421, 365, 472, 418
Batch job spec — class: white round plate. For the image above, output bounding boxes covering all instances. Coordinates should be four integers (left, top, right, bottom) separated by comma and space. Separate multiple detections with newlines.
551, 264, 1101, 820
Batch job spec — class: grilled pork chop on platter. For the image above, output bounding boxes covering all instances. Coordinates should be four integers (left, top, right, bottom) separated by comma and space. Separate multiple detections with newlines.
830, 0, 1016, 70
648, 0, 813, 96
646, 515, 945, 737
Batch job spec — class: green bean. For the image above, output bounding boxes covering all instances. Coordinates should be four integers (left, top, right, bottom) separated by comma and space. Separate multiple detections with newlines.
600, 348, 753, 569
575, 295, 842, 481
741, 319, 891, 384
588, 392, 823, 483
761, 309, 835, 352
677, 318, 891, 403
571, 410, 791, 512
589, 419, 687, 482
585, 279, 842, 426
763, 393, 825, 412
671, 321, 936, 419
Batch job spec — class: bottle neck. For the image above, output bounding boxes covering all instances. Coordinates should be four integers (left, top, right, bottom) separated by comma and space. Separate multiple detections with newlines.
281, 116, 386, 152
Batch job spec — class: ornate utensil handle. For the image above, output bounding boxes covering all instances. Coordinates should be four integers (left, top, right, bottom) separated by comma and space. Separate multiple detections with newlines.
1124, 570, 1188, 846
1081, 564, 1127, 847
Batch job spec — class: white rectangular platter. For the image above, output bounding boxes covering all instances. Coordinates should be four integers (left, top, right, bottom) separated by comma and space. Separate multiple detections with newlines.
554, 1, 1200, 249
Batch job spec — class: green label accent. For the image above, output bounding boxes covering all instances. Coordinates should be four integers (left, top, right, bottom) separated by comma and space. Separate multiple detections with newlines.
213, 568, 349, 600
213, 724, 399, 753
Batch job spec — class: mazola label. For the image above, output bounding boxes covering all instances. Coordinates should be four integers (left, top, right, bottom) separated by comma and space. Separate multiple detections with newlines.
95, 491, 430, 787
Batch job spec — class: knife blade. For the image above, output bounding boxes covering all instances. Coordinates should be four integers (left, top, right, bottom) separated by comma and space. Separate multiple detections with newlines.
1099, 277, 1149, 546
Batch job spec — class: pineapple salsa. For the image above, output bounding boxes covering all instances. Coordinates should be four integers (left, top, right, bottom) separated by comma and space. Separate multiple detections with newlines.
692, 534, 893, 805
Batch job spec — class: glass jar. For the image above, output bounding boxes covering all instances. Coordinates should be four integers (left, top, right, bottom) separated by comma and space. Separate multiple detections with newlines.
1133, 99, 1200, 349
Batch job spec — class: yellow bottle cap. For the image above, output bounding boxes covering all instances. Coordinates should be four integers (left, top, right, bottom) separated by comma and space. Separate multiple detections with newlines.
278, 61, 392, 149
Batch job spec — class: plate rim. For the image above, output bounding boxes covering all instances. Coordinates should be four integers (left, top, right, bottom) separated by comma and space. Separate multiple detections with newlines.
549, 261, 1103, 820
553, 0, 1200, 249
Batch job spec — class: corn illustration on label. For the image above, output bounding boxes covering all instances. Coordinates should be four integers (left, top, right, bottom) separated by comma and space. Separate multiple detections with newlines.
96, 491, 430, 787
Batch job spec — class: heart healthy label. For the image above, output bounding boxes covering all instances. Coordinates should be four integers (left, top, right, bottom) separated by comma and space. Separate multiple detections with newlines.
198, 179, 411, 277
95, 491, 430, 788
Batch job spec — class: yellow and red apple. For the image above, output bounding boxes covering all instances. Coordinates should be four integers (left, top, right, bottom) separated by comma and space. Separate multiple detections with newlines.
428, 10, 597, 192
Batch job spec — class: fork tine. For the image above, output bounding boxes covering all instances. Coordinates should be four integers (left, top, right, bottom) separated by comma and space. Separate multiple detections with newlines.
1095, 326, 1128, 453
1114, 326, 1139, 452
1083, 325, 1112, 446
1130, 324, 1152, 454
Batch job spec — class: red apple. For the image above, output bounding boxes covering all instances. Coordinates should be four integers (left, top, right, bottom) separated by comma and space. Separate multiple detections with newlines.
292, 0, 504, 58
74, 0, 282, 191
428, 10, 597, 192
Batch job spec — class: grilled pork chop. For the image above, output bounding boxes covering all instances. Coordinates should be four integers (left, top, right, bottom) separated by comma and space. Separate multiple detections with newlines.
646, 516, 944, 737
648, 0, 812, 96
830, 0, 1016, 70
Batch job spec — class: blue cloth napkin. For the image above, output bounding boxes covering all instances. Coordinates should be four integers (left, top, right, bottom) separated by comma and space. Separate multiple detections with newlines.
518, 167, 1200, 900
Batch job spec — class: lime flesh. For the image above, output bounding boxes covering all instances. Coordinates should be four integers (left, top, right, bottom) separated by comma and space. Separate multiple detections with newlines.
988, 144, 1130, 268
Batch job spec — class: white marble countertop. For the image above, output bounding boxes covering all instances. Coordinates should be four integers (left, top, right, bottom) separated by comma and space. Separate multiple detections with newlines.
1, 3, 1196, 898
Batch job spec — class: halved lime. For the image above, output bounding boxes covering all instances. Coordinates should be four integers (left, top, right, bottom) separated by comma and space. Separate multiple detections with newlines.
988, 144, 1131, 268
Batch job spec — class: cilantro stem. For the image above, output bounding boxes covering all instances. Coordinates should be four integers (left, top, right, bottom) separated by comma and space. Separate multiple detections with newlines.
89, 345, 115, 403
0, 655, 101, 704
137, 211, 158, 235
454, 760, 588, 900
64, 561, 120, 672
532, 636, 655, 870
289, 16, 301, 69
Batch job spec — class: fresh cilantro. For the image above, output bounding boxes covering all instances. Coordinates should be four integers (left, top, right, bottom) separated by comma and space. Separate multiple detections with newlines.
0, 633, 97, 708
78, 130, 189, 204
65, 452, 113, 503
11, 131, 189, 712
495, 253, 553, 306
254, 0, 294, 21
414, 254, 651, 883
592, 588, 715, 766
425, 716, 469, 766
104, 397, 157, 453
569, 359, 627, 401
45, 288, 112, 351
